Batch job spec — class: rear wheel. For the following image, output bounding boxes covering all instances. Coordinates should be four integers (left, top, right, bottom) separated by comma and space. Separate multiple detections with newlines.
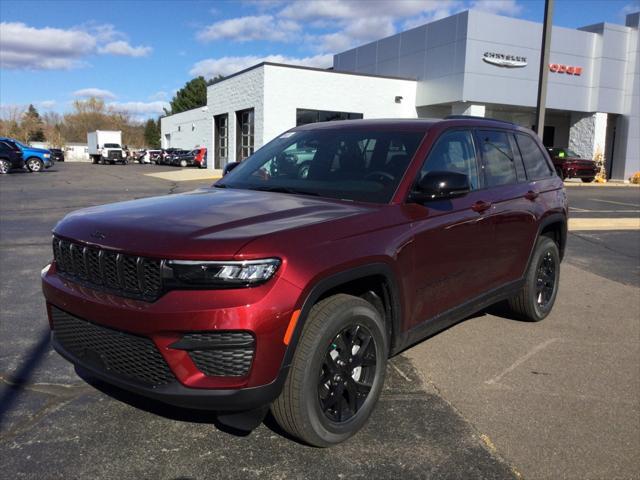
507, 236, 560, 322
180, 159, 188, 168
271, 294, 388, 447
581, 177, 595, 183
0, 159, 10, 174
555, 167, 565, 180
26, 157, 43, 172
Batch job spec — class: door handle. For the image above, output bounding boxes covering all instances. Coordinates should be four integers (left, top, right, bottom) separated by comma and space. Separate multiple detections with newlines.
524, 190, 539, 201
472, 200, 492, 213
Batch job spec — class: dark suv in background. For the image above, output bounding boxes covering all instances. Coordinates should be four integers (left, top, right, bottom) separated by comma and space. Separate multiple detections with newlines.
42, 117, 567, 446
0, 140, 25, 174
547, 147, 598, 182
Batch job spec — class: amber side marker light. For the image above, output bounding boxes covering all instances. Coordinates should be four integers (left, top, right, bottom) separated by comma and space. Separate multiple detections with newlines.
284, 310, 301, 345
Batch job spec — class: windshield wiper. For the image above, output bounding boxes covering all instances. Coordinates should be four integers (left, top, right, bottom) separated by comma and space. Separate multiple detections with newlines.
247, 186, 319, 196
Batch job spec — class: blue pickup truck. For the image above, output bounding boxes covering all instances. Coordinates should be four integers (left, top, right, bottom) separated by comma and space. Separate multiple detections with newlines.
0, 137, 53, 172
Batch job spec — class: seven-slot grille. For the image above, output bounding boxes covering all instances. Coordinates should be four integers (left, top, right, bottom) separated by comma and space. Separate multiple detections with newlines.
52, 237, 162, 301
51, 307, 175, 387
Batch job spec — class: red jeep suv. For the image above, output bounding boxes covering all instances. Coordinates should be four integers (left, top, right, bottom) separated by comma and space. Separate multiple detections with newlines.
42, 118, 567, 446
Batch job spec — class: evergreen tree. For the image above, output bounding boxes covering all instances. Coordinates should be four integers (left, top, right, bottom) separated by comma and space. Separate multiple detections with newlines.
144, 118, 161, 148
165, 77, 208, 115
23, 104, 46, 142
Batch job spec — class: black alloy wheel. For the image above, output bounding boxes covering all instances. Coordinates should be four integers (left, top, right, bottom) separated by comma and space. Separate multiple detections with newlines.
319, 324, 376, 423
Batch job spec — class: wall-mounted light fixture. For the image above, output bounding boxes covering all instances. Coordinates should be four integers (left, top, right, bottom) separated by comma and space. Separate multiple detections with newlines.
395, 96, 403, 103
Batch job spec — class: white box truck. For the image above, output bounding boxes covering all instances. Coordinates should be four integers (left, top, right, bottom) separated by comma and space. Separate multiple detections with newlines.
87, 130, 126, 164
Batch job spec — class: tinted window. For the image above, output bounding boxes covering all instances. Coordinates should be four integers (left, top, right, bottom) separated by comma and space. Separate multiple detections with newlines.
221, 129, 424, 203
516, 133, 553, 180
509, 135, 527, 182
0, 142, 10, 152
479, 130, 517, 187
420, 130, 479, 190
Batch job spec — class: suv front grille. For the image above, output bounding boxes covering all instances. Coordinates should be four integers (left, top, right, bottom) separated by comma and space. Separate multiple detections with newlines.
52, 237, 162, 301
51, 307, 175, 387
108, 150, 122, 159
178, 332, 255, 377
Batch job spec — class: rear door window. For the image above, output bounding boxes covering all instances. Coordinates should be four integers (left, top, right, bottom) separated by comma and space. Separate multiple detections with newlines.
515, 133, 554, 180
478, 130, 517, 187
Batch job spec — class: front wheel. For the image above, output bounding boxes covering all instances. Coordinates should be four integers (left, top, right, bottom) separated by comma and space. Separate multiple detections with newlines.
26, 157, 43, 172
507, 236, 560, 321
179, 159, 188, 168
271, 294, 388, 447
581, 177, 595, 183
0, 159, 10, 174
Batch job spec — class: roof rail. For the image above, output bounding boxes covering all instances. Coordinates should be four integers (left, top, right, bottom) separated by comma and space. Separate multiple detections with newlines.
445, 115, 515, 125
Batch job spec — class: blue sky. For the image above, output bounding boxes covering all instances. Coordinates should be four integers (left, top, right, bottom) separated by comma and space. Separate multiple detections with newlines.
1, 0, 638, 120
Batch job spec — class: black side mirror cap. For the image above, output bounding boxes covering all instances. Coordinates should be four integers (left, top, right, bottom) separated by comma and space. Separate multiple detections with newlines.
410, 171, 470, 202
223, 162, 240, 176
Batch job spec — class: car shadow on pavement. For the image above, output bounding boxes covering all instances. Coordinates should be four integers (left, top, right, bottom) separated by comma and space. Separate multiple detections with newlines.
0, 330, 51, 430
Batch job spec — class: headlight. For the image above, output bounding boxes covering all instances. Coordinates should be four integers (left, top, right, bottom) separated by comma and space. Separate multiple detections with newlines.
164, 259, 280, 288
43, 153, 50, 158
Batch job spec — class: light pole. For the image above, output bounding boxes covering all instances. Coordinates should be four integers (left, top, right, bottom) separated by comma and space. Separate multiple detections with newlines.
535, 0, 554, 140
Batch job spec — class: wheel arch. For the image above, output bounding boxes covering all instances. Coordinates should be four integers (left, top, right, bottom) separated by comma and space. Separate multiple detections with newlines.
538, 213, 567, 260
282, 263, 404, 370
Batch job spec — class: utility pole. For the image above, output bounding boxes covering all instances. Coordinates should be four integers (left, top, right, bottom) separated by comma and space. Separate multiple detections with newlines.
535, 0, 554, 139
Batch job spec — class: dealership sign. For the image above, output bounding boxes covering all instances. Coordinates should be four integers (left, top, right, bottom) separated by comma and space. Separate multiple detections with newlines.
549, 63, 583, 75
483, 52, 528, 68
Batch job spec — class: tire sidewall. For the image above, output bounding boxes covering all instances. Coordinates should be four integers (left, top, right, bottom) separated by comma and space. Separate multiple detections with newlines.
528, 237, 560, 320
0, 159, 9, 174
298, 302, 388, 446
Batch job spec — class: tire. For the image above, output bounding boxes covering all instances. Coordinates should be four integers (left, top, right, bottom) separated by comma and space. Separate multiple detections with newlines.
507, 236, 560, 322
180, 159, 188, 168
555, 168, 565, 180
91, 156, 99, 165
581, 177, 595, 183
271, 294, 388, 447
0, 159, 10, 174
26, 157, 43, 172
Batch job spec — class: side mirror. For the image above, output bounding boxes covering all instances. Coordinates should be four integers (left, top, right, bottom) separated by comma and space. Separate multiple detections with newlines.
411, 171, 470, 202
223, 161, 240, 176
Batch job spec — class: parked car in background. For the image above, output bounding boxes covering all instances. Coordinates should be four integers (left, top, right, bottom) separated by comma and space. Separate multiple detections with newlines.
173, 147, 207, 168
0, 137, 53, 172
43, 117, 567, 446
547, 147, 598, 182
0, 140, 25, 174
49, 148, 65, 162
148, 150, 163, 163
167, 149, 189, 166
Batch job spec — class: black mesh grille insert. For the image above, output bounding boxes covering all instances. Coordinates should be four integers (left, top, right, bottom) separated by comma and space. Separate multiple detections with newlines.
180, 332, 255, 377
52, 237, 162, 301
52, 307, 175, 387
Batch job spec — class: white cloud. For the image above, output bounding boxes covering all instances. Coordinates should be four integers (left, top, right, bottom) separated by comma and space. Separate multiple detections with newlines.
280, 0, 461, 20
107, 101, 169, 115
38, 100, 57, 109
197, 15, 300, 42
189, 54, 332, 78
0, 21, 152, 70
148, 91, 168, 101
73, 88, 117, 99
98, 40, 152, 57
469, 0, 523, 15
0, 22, 95, 70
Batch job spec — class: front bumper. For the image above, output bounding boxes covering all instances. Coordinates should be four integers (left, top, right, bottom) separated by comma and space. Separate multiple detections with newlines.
42, 262, 302, 409
52, 332, 288, 411
562, 162, 597, 179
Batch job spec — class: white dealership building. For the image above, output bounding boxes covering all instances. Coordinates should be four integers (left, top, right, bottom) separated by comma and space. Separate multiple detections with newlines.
161, 9, 639, 180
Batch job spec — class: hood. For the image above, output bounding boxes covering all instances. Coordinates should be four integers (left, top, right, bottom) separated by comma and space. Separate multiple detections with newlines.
24, 146, 49, 154
53, 187, 373, 259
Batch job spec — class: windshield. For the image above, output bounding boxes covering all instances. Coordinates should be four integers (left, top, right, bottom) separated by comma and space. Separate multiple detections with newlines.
104, 143, 121, 148
219, 128, 425, 203
13, 140, 28, 149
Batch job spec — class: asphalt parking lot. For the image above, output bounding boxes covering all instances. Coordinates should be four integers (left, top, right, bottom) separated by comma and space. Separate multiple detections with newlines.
1, 163, 638, 479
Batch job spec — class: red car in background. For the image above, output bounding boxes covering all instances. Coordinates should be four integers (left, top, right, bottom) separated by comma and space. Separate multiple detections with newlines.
547, 147, 598, 182
174, 147, 207, 168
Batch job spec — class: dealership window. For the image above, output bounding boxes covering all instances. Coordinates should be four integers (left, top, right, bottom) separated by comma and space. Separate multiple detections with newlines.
296, 109, 363, 126
214, 114, 228, 168
479, 130, 517, 187
236, 109, 254, 161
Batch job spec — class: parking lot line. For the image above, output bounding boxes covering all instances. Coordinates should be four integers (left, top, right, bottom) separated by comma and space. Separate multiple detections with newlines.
589, 199, 640, 208
568, 218, 640, 231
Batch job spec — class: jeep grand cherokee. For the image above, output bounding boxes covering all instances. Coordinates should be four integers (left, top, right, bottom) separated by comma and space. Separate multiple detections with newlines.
42, 117, 567, 446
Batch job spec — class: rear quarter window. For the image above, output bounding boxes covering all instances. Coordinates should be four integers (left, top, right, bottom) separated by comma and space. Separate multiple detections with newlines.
516, 133, 553, 180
